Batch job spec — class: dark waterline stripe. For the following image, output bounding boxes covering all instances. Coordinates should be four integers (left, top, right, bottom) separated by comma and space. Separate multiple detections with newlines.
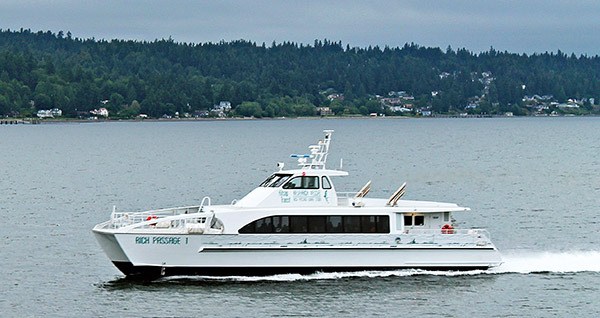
113, 261, 492, 279
200, 246, 496, 252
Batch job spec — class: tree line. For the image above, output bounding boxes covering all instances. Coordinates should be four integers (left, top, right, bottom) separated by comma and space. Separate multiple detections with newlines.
1, 28, 600, 118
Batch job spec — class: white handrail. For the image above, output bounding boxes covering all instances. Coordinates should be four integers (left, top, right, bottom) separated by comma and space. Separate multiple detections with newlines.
200, 196, 211, 208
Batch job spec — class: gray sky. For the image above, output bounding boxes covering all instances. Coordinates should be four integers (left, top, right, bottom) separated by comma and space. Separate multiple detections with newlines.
2, 0, 599, 55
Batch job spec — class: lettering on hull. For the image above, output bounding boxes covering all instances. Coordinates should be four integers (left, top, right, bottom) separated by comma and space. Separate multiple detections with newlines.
135, 236, 185, 245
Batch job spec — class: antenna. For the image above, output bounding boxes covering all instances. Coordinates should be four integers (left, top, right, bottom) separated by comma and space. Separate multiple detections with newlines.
291, 130, 334, 170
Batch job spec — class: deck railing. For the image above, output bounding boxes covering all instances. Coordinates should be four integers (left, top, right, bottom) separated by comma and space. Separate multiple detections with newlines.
103, 196, 216, 230
396, 228, 493, 246
106, 206, 203, 229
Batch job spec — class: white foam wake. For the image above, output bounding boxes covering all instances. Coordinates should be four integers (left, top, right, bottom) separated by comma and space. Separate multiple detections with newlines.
490, 250, 600, 274
163, 251, 600, 282
165, 269, 483, 283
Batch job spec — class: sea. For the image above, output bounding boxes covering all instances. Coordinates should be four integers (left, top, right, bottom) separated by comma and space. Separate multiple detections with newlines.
1, 117, 599, 317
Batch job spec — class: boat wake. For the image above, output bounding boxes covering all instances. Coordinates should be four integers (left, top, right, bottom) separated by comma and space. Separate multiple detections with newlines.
489, 250, 600, 274
161, 251, 600, 283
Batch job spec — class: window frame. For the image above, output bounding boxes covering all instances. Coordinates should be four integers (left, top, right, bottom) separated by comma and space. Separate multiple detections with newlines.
260, 174, 293, 187
282, 176, 320, 189
403, 214, 425, 227
322, 176, 332, 189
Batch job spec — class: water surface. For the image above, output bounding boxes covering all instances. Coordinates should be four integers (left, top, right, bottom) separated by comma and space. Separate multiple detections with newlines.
2, 117, 599, 317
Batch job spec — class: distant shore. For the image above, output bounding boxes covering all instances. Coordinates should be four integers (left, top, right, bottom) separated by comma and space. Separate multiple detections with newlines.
2, 113, 597, 125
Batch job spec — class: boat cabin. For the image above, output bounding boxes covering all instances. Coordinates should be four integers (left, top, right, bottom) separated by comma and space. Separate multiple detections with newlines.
234, 169, 346, 208
231, 129, 462, 234
235, 129, 348, 208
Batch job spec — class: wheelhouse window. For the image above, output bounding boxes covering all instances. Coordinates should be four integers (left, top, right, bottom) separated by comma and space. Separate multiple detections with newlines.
260, 174, 293, 187
322, 177, 332, 189
239, 215, 390, 234
282, 176, 319, 189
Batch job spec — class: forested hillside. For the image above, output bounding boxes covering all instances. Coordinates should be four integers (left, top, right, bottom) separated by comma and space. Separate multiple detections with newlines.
1, 28, 600, 118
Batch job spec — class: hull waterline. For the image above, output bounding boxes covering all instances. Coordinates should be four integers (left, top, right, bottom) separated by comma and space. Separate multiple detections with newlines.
113, 262, 495, 279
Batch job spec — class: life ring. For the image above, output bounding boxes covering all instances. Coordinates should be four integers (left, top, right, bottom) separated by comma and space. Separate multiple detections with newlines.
441, 224, 454, 234
146, 215, 158, 226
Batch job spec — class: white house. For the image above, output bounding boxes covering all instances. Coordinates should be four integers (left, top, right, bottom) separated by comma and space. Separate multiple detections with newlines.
90, 108, 109, 117
390, 106, 412, 113
214, 101, 232, 112
37, 108, 63, 118
51, 108, 62, 117
37, 110, 52, 118
210, 101, 232, 117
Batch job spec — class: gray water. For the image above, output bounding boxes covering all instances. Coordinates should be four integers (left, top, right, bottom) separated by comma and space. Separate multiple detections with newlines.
1, 118, 599, 317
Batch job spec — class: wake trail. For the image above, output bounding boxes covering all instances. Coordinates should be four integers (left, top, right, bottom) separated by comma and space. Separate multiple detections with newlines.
490, 250, 600, 274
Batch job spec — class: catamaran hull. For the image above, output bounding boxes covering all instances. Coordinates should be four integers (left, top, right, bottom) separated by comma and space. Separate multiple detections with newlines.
94, 231, 502, 278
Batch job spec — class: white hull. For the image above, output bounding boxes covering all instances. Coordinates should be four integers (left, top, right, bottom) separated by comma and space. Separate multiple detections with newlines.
94, 230, 502, 277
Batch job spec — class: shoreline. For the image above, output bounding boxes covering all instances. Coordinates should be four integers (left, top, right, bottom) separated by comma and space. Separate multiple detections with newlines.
2, 114, 598, 125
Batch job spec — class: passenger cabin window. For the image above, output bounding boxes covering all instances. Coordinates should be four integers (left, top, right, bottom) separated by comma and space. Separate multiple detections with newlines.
255, 217, 273, 233
308, 216, 327, 233
404, 214, 425, 227
326, 216, 343, 232
260, 174, 293, 187
272, 216, 289, 233
239, 215, 390, 234
290, 216, 308, 232
282, 176, 319, 189
343, 216, 361, 233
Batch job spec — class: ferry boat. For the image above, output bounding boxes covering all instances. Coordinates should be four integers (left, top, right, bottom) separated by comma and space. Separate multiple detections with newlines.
93, 130, 502, 278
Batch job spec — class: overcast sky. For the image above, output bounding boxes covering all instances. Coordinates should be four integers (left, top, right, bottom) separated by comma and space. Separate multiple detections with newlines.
2, 0, 599, 55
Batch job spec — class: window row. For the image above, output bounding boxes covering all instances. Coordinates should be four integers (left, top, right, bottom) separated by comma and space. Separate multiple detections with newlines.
259, 174, 332, 190
239, 215, 390, 234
